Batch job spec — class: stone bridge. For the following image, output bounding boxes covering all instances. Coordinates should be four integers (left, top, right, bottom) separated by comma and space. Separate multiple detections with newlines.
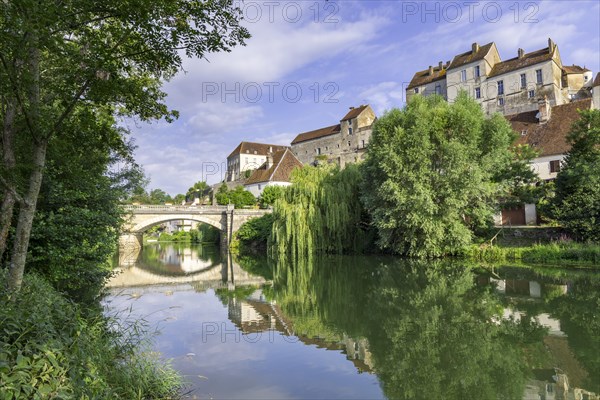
119, 205, 271, 251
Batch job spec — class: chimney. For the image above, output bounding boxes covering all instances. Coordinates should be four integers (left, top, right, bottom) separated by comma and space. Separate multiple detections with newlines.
428, 65, 434, 76
266, 153, 274, 169
438, 61, 443, 70
269, 145, 273, 153
472, 42, 479, 54
518, 48, 525, 59
548, 38, 555, 54
349, 106, 354, 110
537, 96, 551, 123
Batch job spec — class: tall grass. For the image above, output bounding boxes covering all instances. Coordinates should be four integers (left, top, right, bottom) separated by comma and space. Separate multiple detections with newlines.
0, 273, 182, 399
466, 242, 600, 267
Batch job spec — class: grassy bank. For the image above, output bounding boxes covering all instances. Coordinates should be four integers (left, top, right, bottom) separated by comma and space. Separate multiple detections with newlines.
465, 242, 600, 267
0, 273, 182, 399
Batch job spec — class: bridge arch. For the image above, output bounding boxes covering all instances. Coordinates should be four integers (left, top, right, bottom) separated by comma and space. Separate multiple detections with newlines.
130, 215, 223, 233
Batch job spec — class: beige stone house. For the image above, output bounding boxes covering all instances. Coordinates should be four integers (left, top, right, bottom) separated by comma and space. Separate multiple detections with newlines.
290, 105, 376, 167
407, 39, 594, 116
244, 149, 303, 197
226, 141, 288, 182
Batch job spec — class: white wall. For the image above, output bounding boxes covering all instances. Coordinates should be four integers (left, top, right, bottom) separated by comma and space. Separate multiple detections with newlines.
245, 181, 291, 198
530, 154, 565, 181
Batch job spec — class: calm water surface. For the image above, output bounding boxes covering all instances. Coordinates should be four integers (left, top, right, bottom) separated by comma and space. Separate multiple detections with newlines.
105, 243, 600, 399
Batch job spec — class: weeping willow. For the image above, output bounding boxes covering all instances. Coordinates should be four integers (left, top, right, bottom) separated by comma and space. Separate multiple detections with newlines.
270, 163, 364, 260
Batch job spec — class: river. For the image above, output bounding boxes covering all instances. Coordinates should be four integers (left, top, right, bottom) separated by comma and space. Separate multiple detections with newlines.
105, 243, 600, 399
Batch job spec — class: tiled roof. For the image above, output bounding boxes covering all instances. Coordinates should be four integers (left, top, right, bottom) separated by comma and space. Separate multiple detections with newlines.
562, 65, 590, 74
341, 105, 369, 121
507, 98, 592, 157
448, 42, 494, 70
488, 47, 554, 78
593, 72, 600, 87
228, 141, 288, 159
291, 124, 341, 145
407, 65, 447, 90
245, 149, 302, 185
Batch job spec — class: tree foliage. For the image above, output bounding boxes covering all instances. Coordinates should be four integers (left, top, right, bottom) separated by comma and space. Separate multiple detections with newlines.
361, 93, 516, 257
552, 109, 600, 241
271, 164, 366, 259
215, 184, 256, 208
0, 0, 249, 292
259, 185, 284, 208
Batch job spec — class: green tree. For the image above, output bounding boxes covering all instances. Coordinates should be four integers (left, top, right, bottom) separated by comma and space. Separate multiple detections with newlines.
552, 109, 600, 241
186, 181, 209, 202
0, 0, 249, 292
215, 183, 230, 205
149, 188, 172, 205
228, 185, 256, 208
361, 93, 516, 258
173, 193, 186, 205
259, 185, 284, 208
271, 164, 366, 259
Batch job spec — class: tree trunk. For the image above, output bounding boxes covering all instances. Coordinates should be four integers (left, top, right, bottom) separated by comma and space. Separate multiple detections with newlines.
0, 98, 17, 262
7, 138, 47, 292
6, 41, 43, 293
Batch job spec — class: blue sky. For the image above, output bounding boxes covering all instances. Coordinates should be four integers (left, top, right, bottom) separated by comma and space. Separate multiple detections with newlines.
128, 0, 600, 195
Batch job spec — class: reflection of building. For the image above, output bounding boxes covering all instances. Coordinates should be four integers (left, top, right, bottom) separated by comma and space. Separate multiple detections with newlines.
226, 292, 375, 373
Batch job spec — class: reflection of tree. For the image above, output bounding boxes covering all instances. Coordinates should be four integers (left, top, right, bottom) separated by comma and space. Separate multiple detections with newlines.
365, 261, 539, 399
271, 256, 548, 399
136, 243, 221, 276
548, 278, 600, 393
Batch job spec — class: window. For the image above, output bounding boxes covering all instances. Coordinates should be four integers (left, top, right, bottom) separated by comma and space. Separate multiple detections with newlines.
549, 160, 560, 173
521, 130, 527, 136
497, 80, 504, 95
258, 184, 262, 190
475, 87, 481, 99
498, 97, 505, 106
528, 89, 535, 98
435, 84, 442, 95
317, 148, 321, 155
348, 141, 351, 147
520, 73, 527, 88
536, 69, 543, 84
361, 139, 365, 148
414, 87, 419, 94
461, 69, 467, 82
474, 65, 480, 78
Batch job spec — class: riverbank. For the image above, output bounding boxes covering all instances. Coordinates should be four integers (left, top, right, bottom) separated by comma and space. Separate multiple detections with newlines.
0, 273, 182, 399
465, 242, 600, 268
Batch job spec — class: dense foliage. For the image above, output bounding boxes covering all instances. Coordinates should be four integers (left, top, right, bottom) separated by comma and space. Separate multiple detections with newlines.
271, 164, 368, 259
234, 214, 274, 249
259, 185, 285, 208
157, 224, 220, 244
215, 184, 256, 208
552, 109, 600, 242
0, 273, 181, 399
361, 93, 517, 257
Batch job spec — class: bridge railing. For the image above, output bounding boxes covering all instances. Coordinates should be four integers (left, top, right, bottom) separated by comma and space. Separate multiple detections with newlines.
123, 205, 229, 212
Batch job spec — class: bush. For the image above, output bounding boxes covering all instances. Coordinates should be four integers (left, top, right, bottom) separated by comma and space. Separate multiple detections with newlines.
0, 273, 182, 399
235, 214, 274, 248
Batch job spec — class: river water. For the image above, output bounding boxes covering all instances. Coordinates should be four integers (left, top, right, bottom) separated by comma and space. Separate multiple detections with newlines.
105, 243, 600, 399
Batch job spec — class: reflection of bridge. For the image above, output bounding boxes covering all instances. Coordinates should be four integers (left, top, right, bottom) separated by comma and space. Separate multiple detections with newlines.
107, 252, 266, 289
119, 205, 271, 251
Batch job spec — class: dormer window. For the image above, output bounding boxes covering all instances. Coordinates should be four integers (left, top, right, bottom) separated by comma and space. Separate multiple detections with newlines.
521, 130, 527, 136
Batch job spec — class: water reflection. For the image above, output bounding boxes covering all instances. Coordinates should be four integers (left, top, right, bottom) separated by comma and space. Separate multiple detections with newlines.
105, 248, 600, 399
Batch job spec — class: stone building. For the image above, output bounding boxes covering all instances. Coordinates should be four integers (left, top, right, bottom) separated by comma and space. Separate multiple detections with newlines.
407, 39, 594, 116
290, 105, 376, 167
593, 72, 600, 109
244, 148, 303, 197
226, 141, 288, 182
